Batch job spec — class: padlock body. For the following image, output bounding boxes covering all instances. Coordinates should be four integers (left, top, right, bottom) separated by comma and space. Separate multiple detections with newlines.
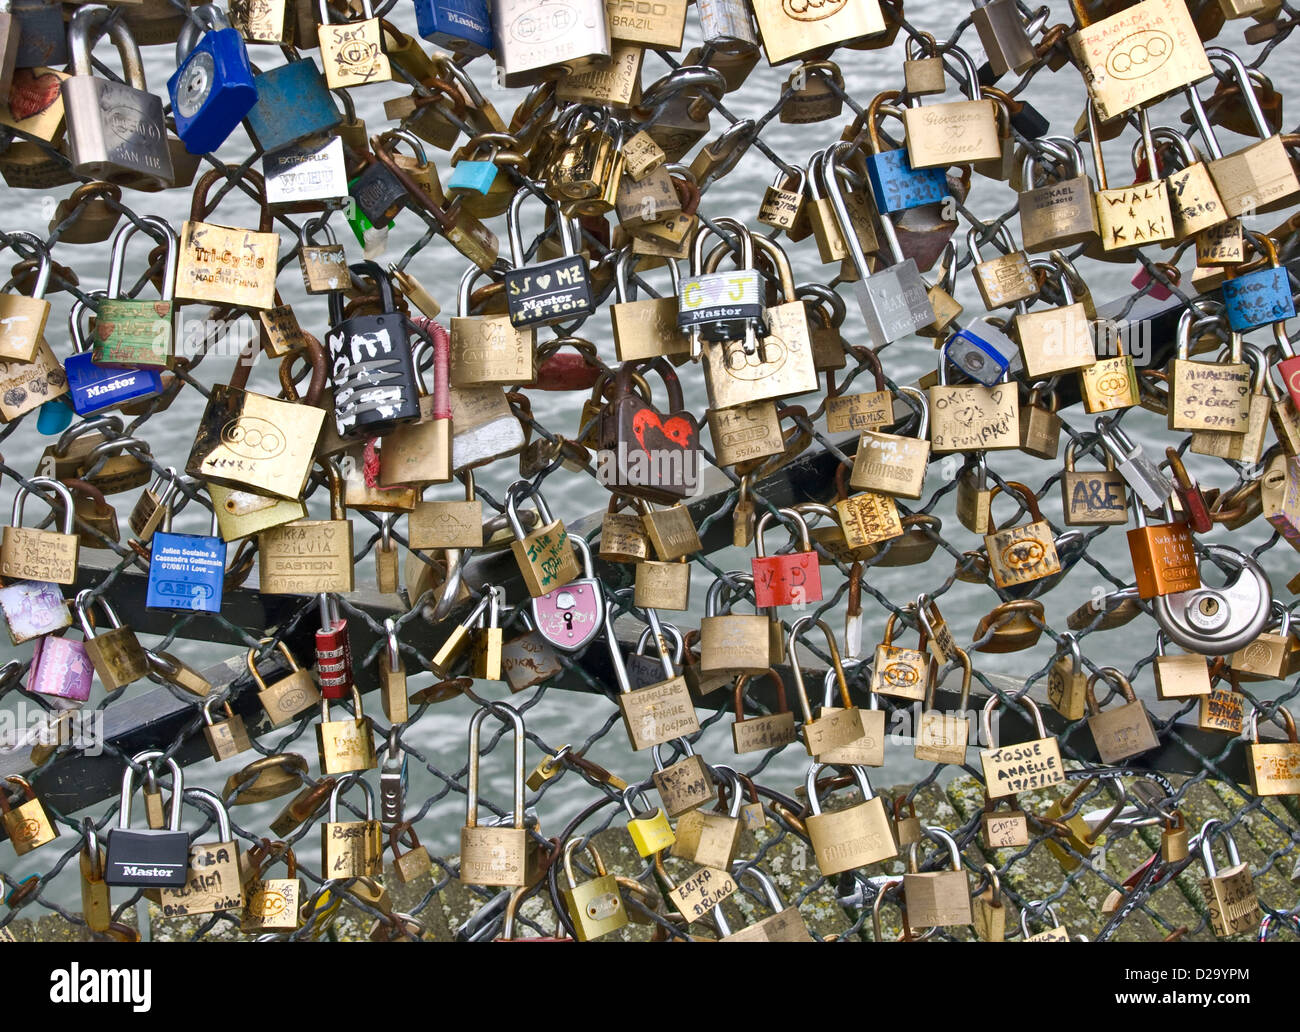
166, 27, 257, 155
104, 828, 190, 887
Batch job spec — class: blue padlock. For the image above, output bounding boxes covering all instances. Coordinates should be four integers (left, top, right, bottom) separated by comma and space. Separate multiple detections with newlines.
946, 317, 1022, 386
413, 0, 491, 56
167, 4, 257, 156
447, 160, 496, 197
861, 94, 948, 214
1221, 241, 1296, 332
245, 53, 341, 153
64, 295, 163, 416
36, 398, 73, 436
146, 493, 226, 615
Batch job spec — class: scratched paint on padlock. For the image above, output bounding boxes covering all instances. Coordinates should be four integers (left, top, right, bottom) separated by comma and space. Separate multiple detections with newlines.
751, 553, 821, 608
326, 326, 408, 436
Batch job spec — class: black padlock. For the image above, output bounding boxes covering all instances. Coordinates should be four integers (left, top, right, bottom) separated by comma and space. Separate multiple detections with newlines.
325, 261, 421, 439
104, 752, 190, 888
350, 156, 408, 227
502, 190, 594, 329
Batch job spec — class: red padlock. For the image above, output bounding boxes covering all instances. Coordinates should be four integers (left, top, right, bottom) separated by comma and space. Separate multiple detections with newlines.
315, 593, 352, 699
1274, 322, 1300, 412
1165, 448, 1212, 535
532, 340, 603, 391
752, 508, 823, 609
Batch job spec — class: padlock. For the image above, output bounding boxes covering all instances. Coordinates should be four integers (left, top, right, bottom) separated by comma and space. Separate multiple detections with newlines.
1061, 437, 1128, 526
787, 616, 866, 757
849, 386, 931, 499
713, 866, 811, 942
1230, 601, 1292, 681
241, 843, 301, 933
559, 838, 627, 941
1043, 774, 1126, 873
928, 344, 1021, 454
649, 737, 711, 823
1154, 630, 1213, 699
1067, 0, 1210, 121
75, 589, 147, 690
258, 459, 353, 594
981, 794, 1028, 850
429, 590, 496, 676
506, 480, 580, 598
470, 585, 506, 680
491, 0, 610, 88
1167, 306, 1251, 433
105, 752, 189, 887
61, 6, 173, 188
946, 313, 1022, 387
1047, 633, 1089, 720
672, 765, 745, 869
1018, 137, 1099, 253
245, 46, 341, 153
699, 573, 771, 677
1190, 345, 1271, 464
826, 346, 893, 435
448, 266, 535, 388
1161, 811, 1189, 863
377, 332, 452, 488
1087, 102, 1175, 253
460, 703, 537, 886
825, 141, 935, 347
971, 0, 1035, 77
732, 669, 798, 755
316, 0, 389, 88
758, 166, 806, 234
679, 219, 764, 358
611, 605, 700, 751
983, 481, 1062, 590
817, 667, 885, 766
1014, 257, 1097, 379
1246, 706, 1300, 796
1144, 126, 1227, 242
1198, 818, 1260, 936
1153, 544, 1272, 655
313, 591, 352, 699
1126, 496, 1199, 599
1096, 419, 1172, 510
248, 639, 321, 728
413, 0, 490, 54
1021, 902, 1071, 941
0, 577, 70, 645
902, 46, 1001, 170
915, 647, 971, 765
859, 91, 949, 215
903, 827, 972, 927
167, 4, 256, 156
1085, 667, 1160, 763
1187, 48, 1300, 217
1222, 236, 1295, 333
968, 225, 1038, 311
147, 499, 227, 614
176, 169, 279, 312
324, 261, 420, 439
804, 762, 897, 876
321, 775, 383, 880
0, 775, 56, 854
157, 788, 243, 916
872, 607, 932, 703
610, 251, 691, 363
979, 693, 1064, 797
90, 216, 177, 371
751, 507, 821, 609
0, 232, 49, 363
317, 685, 377, 775
597, 358, 701, 504
202, 694, 252, 761
2, 476, 78, 585
623, 785, 675, 856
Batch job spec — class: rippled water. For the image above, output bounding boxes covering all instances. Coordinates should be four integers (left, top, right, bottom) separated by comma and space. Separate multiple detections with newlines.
0, 4, 1290, 889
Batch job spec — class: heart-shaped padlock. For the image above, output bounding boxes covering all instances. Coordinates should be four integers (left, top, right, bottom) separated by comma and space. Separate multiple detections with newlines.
531, 536, 606, 652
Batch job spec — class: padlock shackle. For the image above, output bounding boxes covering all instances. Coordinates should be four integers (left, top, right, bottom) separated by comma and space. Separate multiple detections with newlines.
636, 618, 684, 670
925, 645, 971, 712
5, 232, 51, 301
327, 261, 397, 326
175, 4, 232, 64
68, 5, 148, 89
1019, 900, 1062, 938
980, 691, 1048, 744
183, 786, 231, 841
805, 760, 873, 815
106, 215, 178, 301
328, 771, 377, 822
12, 476, 75, 533
787, 615, 849, 721
465, 702, 525, 829
986, 480, 1045, 530
1198, 817, 1241, 876
120, 749, 183, 830
1084, 666, 1137, 714
734, 667, 789, 722
614, 249, 680, 304
506, 189, 577, 270
1249, 704, 1297, 745
905, 825, 963, 873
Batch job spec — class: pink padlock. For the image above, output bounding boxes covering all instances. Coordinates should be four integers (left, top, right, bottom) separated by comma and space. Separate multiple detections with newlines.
29, 634, 93, 705
530, 537, 605, 653
0, 581, 71, 645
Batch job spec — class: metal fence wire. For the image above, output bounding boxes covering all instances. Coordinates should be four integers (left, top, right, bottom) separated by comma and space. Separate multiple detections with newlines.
0, 0, 1297, 942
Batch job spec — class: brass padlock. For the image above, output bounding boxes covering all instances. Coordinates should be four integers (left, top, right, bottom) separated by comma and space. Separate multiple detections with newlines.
1246, 706, 1300, 796
914, 647, 971, 765
1047, 633, 1089, 720
248, 640, 321, 729
979, 693, 1064, 798
983, 481, 1062, 590
1198, 819, 1260, 937
1085, 667, 1160, 763
903, 827, 972, 928
316, 685, 377, 775
0, 775, 57, 854
321, 776, 383, 880
871, 606, 932, 702
460, 703, 537, 887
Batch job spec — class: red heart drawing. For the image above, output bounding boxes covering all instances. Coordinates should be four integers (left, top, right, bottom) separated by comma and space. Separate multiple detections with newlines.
9, 69, 61, 123
632, 408, 695, 450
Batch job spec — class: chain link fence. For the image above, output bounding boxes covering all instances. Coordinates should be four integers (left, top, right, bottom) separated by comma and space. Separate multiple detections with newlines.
0, 0, 1296, 941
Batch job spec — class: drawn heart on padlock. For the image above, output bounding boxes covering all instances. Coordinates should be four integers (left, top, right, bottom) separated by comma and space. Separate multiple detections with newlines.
9, 69, 61, 121
632, 409, 694, 450
94, 321, 115, 341
534, 274, 552, 290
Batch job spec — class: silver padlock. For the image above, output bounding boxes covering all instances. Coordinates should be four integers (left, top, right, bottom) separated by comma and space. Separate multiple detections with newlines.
61, 6, 173, 189
491, 0, 610, 88
824, 141, 933, 347
1097, 418, 1173, 511
1155, 545, 1272, 655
